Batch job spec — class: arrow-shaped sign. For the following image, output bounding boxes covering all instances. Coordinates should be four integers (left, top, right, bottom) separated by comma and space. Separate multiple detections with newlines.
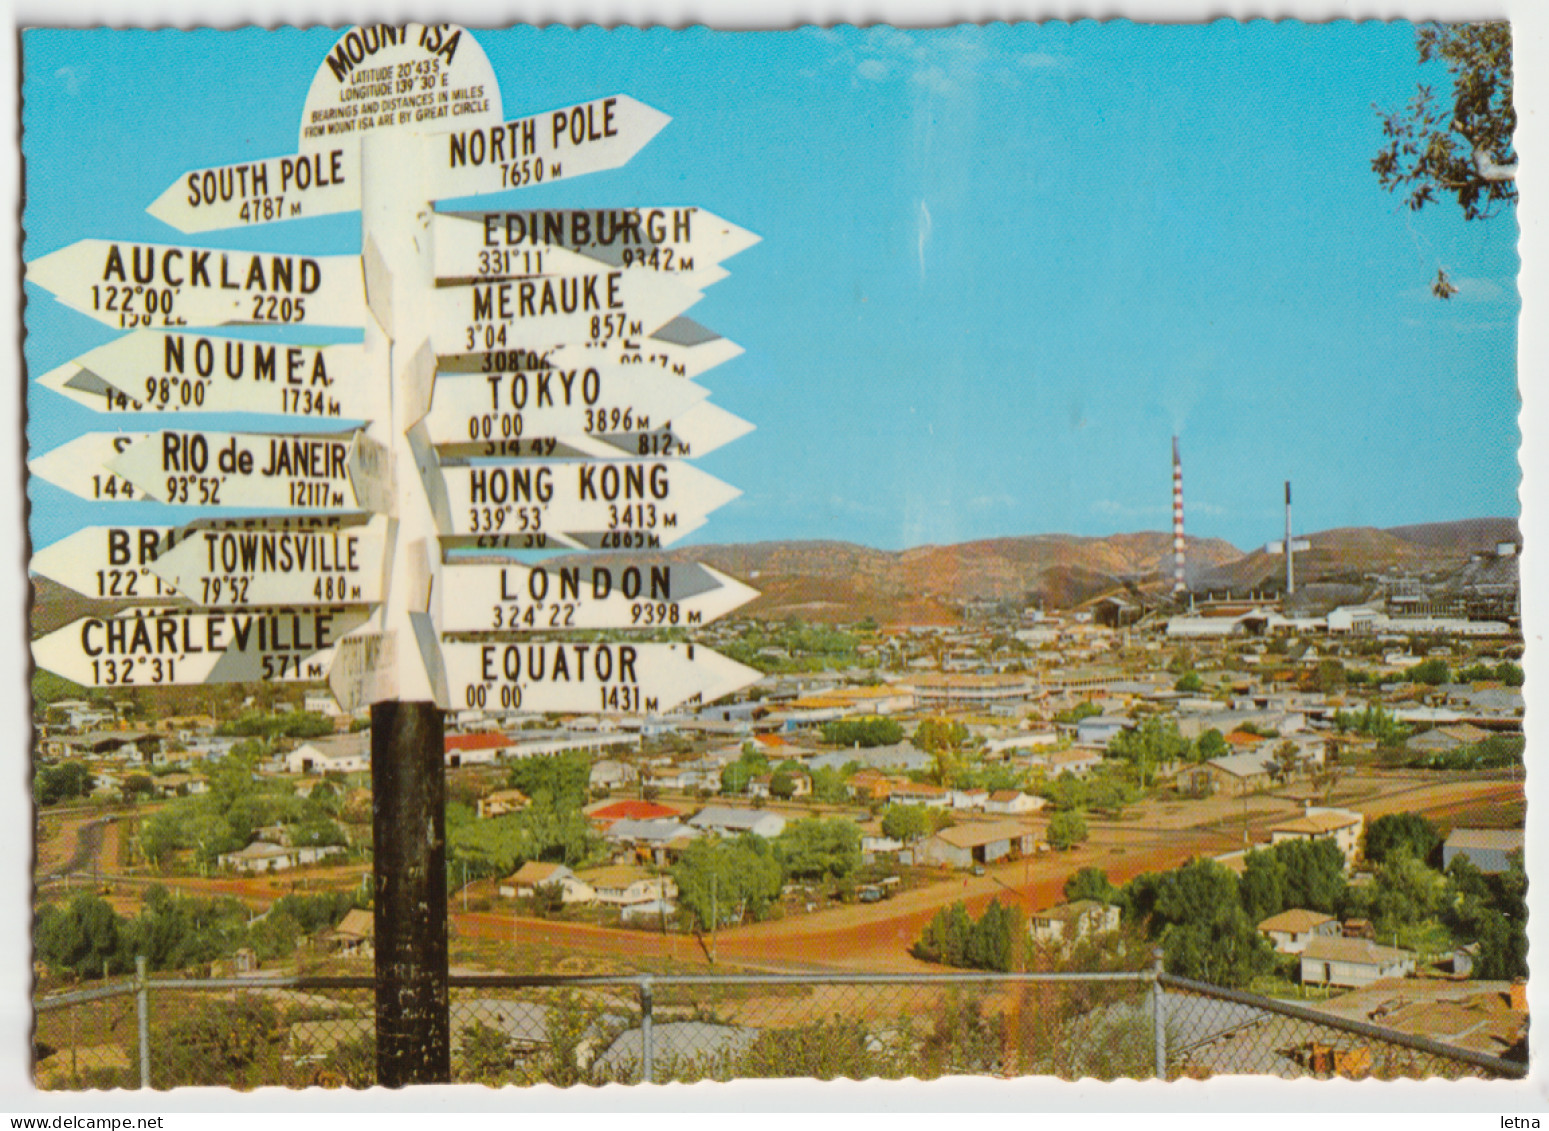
107, 429, 372, 511
433, 458, 740, 545
36, 330, 379, 421
437, 559, 757, 633
430, 400, 752, 463
29, 434, 145, 504
30, 526, 181, 602
552, 331, 746, 381
147, 149, 359, 234
148, 514, 390, 608
429, 245, 702, 356
440, 639, 757, 715
26, 240, 367, 330
428, 95, 670, 202
33, 605, 371, 687
433, 207, 758, 290
422, 364, 708, 449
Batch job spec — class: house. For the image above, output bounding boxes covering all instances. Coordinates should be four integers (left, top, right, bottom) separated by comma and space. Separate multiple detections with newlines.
1257, 909, 1341, 954
1299, 936, 1415, 988
949, 787, 990, 810
217, 841, 344, 873
151, 772, 207, 798
444, 732, 512, 767
1028, 901, 1120, 947
1043, 749, 1103, 777
323, 908, 374, 958
1442, 828, 1524, 874
1268, 805, 1364, 867
1074, 717, 1130, 747
982, 790, 1046, 815
688, 806, 786, 839
285, 734, 369, 775
586, 799, 681, 828
602, 818, 700, 865
498, 862, 592, 903
1406, 722, 1492, 755
845, 769, 896, 802
575, 865, 677, 907
917, 821, 1039, 869
1190, 751, 1276, 797
589, 759, 639, 791
748, 770, 811, 799
887, 782, 951, 809
476, 788, 530, 819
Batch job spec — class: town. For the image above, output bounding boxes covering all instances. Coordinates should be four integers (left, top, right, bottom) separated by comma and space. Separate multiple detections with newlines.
30, 524, 1527, 1085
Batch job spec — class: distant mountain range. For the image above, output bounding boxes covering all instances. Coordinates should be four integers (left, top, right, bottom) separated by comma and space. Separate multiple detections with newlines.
29, 517, 1520, 634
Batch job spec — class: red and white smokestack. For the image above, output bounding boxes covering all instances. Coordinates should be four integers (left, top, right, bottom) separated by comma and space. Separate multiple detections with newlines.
1172, 436, 1186, 594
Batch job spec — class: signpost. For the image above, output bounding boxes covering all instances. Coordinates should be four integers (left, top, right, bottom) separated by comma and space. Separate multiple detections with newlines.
26, 23, 761, 1088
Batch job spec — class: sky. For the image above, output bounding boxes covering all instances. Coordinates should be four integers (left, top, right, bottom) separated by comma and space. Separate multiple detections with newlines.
21, 22, 1521, 554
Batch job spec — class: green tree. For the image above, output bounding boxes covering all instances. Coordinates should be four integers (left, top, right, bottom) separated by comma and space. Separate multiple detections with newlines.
912, 718, 969, 753
34, 762, 94, 806
1194, 729, 1228, 763
1364, 813, 1441, 866
1047, 810, 1088, 850
1053, 701, 1102, 725
1373, 24, 1515, 296
506, 750, 592, 810
1149, 860, 1272, 989
1173, 671, 1203, 693
720, 762, 753, 796
775, 818, 861, 880
1107, 719, 1189, 788
881, 804, 933, 843
809, 766, 847, 804
768, 770, 796, 800
34, 894, 127, 979
1408, 657, 1451, 686
671, 836, 783, 929
822, 717, 904, 748
1063, 867, 1118, 905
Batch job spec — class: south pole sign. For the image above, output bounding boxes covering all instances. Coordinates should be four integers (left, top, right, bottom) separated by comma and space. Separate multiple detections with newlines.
28, 23, 760, 711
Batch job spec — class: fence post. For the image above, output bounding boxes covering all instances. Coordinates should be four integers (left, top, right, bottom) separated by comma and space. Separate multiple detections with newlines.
1150, 947, 1167, 1080
134, 956, 150, 1089
639, 976, 654, 1084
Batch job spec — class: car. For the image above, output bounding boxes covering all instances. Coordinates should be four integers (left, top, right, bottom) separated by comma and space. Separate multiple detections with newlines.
970, 865, 986, 877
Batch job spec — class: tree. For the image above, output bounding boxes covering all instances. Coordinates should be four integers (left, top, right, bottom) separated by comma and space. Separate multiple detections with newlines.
911, 718, 968, 753
1149, 860, 1272, 989
1107, 719, 1188, 788
1373, 24, 1515, 255
768, 770, 796, 801
880, 804, 932, 843
1173, 671, 1203, 693
775, 818, 861, 880
1047, 810, 1088, 850
1364, 812, 1440, 866
720, 762, 753, 796
671, 836, 783, 929
1063, 867, 1118, 905
34, 894, 127, 979
1408, 657, 1451, 686
506, 750, 591, 810
34, 762, 94, 807
825, 717, 904, 748
1194, 729, 1228, 763
810, 766, 848, 804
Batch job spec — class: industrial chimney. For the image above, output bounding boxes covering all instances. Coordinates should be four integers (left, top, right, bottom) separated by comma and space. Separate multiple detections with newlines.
1172, 437, 1186, 595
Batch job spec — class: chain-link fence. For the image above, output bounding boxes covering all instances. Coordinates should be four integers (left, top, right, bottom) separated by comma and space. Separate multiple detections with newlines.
34, 962, 1526, 1089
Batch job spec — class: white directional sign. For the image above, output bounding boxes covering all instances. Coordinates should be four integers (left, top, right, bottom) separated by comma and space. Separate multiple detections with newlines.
554, 333, 746, 380
428, 95, 670, 202
107, 429, 373, 511
436, 458, 740, 544
433, 207, 758, 291
147, 149, 359, 234
423, 364, 708, 448
37, 330, 378, 420
148, 515, 390, 608
26, 240, 368, 330
147, 24, 505, 233
429, 245, 702, 355
29, 433, 144, 503
33, 605, 371, 687
30, 526, 181, 602
438, 560, 757, 633
441, 639, 757, 715
431, 400, 753, 463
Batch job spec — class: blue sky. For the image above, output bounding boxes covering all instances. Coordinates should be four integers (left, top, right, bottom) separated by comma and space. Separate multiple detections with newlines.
22, 22, 1520, 554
